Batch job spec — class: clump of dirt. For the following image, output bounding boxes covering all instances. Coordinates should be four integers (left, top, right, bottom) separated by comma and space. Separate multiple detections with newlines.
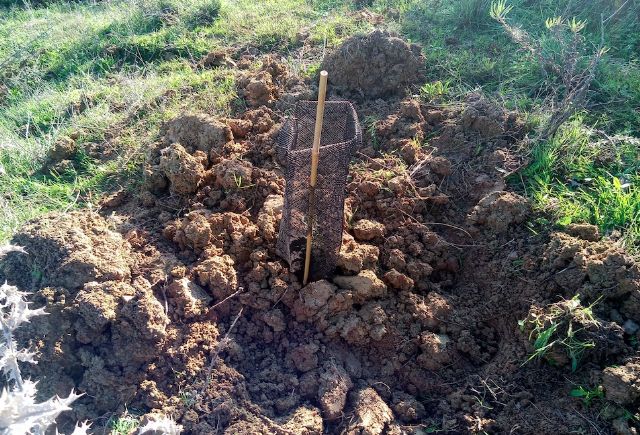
346, 387, 394, 434
375, 99, 430, 164
603, 358, 640, 405
1, 212, 130, 291
213, 158, 254, 190
143, 104, 283, 209
45, 135, 77, 162
352, 219, 385, 241
543, 231, 640, 321
160, 113, 235, 161
321, 30, 426, 99
159, 143, 207, 195
236, 55, 312, 110
3, 34, 640, 435
43, 136, 78, 174
194, 254, 237, 300
317, 360, 354, 420
520, 296, 627, 370
565, 222, 601, 241
468, 191, 529, 233
336, 234, 379, 274
199, 49, 237, 69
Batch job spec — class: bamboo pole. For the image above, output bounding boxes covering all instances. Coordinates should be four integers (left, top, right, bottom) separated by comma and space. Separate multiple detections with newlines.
302, 70, 328, 285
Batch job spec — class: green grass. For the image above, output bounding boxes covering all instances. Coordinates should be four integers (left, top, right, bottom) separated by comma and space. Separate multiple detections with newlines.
393, 0, 640, 131
107, 411, 140, 435
518, 117, 640, 254
520, 295, 601, 371
570, 385, 604, 407
0, 0, 638, 253
0, 0, 366, 240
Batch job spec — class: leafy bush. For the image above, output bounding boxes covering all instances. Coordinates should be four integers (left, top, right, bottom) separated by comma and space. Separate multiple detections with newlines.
419, 80, 451, 101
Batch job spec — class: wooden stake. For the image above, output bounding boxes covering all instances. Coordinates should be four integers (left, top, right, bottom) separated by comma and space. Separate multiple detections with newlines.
303, 70, 328, 285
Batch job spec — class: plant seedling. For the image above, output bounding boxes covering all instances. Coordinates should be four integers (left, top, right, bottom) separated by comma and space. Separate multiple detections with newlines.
569, 385, 604, 406
521, 295, 602, 371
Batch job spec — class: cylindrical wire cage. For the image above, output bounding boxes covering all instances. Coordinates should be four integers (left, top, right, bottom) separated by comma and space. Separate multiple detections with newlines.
276, 100, 362, 281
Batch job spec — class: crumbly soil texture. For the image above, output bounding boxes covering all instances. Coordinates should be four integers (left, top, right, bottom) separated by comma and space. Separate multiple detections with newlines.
2, 31, 640, 435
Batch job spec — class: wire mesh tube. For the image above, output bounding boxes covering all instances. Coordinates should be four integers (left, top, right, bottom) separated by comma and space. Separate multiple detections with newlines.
276, 100, 362, 281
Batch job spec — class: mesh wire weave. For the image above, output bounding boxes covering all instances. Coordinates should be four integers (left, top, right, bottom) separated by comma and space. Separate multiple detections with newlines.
276, 100, 362, 281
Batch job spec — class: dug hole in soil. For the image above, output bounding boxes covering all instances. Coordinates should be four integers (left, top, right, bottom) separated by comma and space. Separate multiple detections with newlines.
2, 30, 640, 435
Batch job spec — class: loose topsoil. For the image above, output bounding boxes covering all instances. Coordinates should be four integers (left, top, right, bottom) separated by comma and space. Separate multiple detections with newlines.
2, 31, 640, 435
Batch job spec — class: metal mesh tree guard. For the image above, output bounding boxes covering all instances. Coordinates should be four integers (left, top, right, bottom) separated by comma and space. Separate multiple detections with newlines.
276, 100, 362, 281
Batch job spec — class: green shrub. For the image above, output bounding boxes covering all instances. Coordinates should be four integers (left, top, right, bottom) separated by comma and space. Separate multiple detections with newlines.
189, 0, 221, 26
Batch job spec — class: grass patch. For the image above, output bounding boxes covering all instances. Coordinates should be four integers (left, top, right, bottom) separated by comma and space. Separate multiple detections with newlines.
0, 0, 638, 253
518, 117, 640, 254
388, 0, 640, 134
107, 411, 140, 435
0, 0, 367, 240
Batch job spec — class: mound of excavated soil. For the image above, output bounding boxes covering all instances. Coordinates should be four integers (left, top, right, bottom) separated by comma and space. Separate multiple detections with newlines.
236, 55, 313, 111
2, 40, 640, 435
1, 213, 180, 422
321, 30, 426, 99
2, 211, 131, 291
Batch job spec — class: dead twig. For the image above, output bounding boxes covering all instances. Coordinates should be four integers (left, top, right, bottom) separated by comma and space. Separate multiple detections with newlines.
397, 208, 477, 242
210, 287, 242, 310
573, 407, 603, 435
203, 307, 244, 392
603, 0, 630, 26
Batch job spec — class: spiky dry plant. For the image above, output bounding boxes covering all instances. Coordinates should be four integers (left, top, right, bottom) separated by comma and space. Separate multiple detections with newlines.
138, 415, 184, 434
490, 0, 608, 139
0, 247, 89, 435
0, 244, 26, 258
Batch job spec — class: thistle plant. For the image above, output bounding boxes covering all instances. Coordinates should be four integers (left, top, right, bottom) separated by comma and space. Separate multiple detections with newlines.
0, 244, 26, 258
138, 415, 184, 434
0, 246, 88, 435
